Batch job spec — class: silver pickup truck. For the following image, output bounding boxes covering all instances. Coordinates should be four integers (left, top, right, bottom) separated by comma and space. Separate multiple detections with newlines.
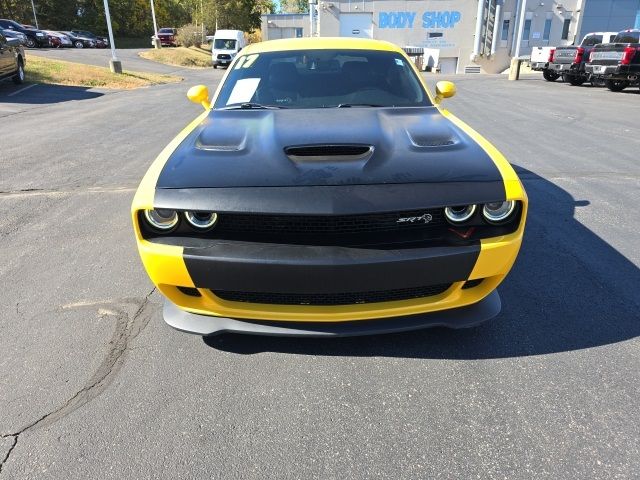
0, 27, 25, 84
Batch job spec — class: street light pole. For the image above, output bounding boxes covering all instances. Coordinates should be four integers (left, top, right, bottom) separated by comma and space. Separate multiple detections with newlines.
150, 0, 161, 49
29, 0, 38, 29
103, 0, 122, 73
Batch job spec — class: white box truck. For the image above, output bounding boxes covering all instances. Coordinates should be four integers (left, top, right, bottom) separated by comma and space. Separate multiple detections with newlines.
211, 30, 246, 68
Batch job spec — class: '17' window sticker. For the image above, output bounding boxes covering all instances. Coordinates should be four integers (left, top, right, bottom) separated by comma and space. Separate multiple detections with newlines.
234, 54, 259, 70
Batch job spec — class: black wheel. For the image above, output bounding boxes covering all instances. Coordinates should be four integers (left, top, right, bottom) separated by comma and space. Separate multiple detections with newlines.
605, 79, 629, 92
12, 60, 25, 85
213, 64, 217, 69
74, 40, 84, 48
25, 36, 36, 48
568, 76, 586, 86
543, 69, 559, 82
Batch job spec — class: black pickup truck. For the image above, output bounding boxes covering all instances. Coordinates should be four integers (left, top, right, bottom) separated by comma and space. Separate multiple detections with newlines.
548, 32, 617, 86
586, 29, 640, 91
0, 28, 25, 84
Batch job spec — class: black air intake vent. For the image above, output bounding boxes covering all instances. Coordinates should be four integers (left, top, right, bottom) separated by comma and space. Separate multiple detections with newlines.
284, 144, 373, 160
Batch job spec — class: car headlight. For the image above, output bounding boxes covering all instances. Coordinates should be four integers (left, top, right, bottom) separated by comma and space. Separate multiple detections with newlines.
143, 209, 179, 231
482, 201, 516, 224
444, 205, 476, 224
36, 32, 44, 37
184, 211, 218, 230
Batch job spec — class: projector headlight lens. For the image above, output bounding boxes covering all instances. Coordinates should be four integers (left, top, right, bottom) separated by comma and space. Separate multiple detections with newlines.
482, 201, 516, 224
444, 205, 477, 224
143, 209, 179, 231
185, 211, 218, 230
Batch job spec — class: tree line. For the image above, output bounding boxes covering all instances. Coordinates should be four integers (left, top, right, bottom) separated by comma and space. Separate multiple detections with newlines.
0, 0, 276, 37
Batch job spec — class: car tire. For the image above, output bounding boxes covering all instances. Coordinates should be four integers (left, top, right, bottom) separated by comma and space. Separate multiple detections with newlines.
25, 37, 36, 48
213, 64, 217, 69
542, 69, 559, 82
74, 41, 84, 48
12, 60, 25, 85
568, 76, 586, 86
605, 79, 629, 92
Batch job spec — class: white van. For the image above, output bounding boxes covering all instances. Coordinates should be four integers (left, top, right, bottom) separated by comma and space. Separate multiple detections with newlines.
211, 30, 246, 68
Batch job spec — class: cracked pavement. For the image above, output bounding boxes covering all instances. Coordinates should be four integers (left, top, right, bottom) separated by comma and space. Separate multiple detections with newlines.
0, 51, 638, 479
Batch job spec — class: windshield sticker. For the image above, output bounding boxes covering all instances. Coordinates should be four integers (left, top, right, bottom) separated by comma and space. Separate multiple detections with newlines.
226, 78, 261, 105
395, 58, 404, 66
242, 54, 259, 68
234, 56, 247, 69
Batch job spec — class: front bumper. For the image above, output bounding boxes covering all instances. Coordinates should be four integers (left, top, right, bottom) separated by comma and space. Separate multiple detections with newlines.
164, 290, 501, 337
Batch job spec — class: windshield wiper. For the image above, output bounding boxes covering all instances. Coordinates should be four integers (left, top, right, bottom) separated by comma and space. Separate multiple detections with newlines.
336, 103, 384, 108
220, 103, 286, 110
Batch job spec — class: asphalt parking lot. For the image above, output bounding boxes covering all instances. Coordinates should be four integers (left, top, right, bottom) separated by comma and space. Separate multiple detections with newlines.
1, 50, 638, 479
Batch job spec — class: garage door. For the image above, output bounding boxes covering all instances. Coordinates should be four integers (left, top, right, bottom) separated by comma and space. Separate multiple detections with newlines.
439, 57, 458, 74
268, 27, 296, 40
339, 13, 373, 38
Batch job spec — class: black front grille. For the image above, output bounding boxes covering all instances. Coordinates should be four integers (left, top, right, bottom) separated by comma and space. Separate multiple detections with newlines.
213, 283, 452, 306
216, 209, 444, 237
217, 54, 231, 60
285, 145, 371, 157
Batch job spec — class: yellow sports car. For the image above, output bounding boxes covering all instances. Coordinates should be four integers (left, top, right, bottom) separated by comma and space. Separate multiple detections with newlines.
132, 38, 527, 336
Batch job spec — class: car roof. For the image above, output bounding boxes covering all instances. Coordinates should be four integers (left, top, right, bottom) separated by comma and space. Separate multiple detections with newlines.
242, 37, 401, 55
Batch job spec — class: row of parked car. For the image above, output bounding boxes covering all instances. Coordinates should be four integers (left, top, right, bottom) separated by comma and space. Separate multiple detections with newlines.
0, 19, 108, 49
530, 28, 640, 92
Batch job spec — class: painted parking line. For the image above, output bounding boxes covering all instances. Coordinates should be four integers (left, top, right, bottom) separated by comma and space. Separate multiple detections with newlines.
7, 84, 37, 97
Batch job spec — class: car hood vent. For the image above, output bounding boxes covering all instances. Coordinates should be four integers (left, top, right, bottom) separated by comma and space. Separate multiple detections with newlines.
284, 144, 373, 161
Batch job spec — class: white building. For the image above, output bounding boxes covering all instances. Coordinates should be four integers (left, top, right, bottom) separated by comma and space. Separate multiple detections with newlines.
262, 0, 640, 73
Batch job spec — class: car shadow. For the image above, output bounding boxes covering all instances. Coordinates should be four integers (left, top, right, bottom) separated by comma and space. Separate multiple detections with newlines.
0, 83, 104, 104
203, 167, 640, 358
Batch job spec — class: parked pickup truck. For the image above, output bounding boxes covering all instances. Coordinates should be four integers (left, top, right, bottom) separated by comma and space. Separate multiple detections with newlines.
0, 27, 25, 84
586, 29, 640, 92
548, 32, 617, 86
530, 46, 558, 81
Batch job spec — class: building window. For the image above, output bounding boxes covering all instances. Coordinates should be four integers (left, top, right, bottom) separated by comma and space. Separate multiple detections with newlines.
543, 19, 552, 41
522, 19, 531, 40
561, 19, 571, 40
501, 20, 510, 41
295, 28, 303, 38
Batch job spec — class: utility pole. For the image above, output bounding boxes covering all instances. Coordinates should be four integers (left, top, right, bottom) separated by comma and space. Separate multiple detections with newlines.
103, 0, 122, 73
150, 0, 161, 48
29, 0, 38, 28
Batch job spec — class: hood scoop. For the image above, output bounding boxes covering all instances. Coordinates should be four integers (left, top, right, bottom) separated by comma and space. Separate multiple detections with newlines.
284, 144, 374, 162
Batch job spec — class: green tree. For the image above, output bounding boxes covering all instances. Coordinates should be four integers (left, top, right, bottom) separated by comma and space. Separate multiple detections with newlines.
280, 0, 308, 14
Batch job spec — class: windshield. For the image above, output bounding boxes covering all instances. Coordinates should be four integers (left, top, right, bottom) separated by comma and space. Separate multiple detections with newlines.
214, 39, 237, 50
159, 28, 174, 34
613, 31, 640, 43
214, 49, 431, 109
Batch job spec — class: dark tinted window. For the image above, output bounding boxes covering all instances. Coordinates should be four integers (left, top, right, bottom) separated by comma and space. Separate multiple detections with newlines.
159, 28, 174, 34
214, 49, 431, 109
613, 31, 640, 43
582, 35, 603, 46
561, 19, 571, 40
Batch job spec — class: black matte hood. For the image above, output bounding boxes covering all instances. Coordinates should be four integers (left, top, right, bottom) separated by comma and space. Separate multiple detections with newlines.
156, 107, 502, 189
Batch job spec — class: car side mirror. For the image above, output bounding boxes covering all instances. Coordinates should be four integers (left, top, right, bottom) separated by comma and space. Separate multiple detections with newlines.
434, 81, 456, 104
187, 84, 211, 110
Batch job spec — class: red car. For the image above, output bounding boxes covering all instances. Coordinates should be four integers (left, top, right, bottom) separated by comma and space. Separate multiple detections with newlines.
154, 28, 177, 47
